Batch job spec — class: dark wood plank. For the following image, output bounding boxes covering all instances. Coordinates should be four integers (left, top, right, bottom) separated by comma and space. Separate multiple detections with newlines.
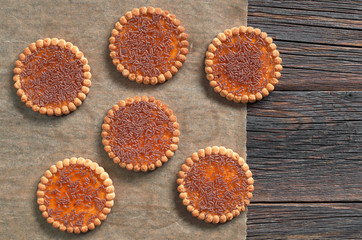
247, 91, 362, 202
247, 203, 362, 239
247, 0, 362, 91
248, 2, 362, 29
246, 1, 362, 238
249, 0, 362, 18
248, 0, 362, 47
274, 42, 362, 91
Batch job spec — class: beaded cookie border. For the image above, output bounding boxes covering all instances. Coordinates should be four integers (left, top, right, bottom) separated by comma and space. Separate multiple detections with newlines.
205, 26, 283, 103
102, 95, 180, 172
36, 157, 115, 234
177, 146, 254, 224
109, 7, 189, 85
13, 38, 92, 116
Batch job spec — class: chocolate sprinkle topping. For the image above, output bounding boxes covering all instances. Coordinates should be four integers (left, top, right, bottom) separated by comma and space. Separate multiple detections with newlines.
184, 154, 249, 216
114, 13, 182, 78
43, 164, 107, 228
106, 101, 174, 166
212, 33, 274, 95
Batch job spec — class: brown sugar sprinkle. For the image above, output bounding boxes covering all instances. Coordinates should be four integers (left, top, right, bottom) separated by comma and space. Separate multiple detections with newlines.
102, 96, 179, 172
206, 26, 282, 103
177, 147, 254, 224
13, 38, 91, 116
37, 158, 114, 233
109, 7, 188, 84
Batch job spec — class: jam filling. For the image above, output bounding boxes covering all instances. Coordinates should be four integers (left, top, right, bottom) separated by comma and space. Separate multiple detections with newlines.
43, 164, 107, 228
114, 12, 181, 77
106, 101, 174, 166
184, 154, 249, 216
20, 45, 84, 108
211, 32, 275, 95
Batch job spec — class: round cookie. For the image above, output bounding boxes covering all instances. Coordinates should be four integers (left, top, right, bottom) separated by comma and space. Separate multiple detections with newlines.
102, 96, 180, 172
177, 146, 254, 223
13, 38, 91, 116
109, 7, 188, 85
37, 157, 114, 233
205, 26, 282, 103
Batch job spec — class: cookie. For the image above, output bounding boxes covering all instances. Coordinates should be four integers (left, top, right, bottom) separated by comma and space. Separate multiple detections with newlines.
177, 146, 254, 223
205, 26, 282, 103
102, 96, 180, 172
109, 7, 188, 85
13, 38, 91, 116
37, 157, 114, 233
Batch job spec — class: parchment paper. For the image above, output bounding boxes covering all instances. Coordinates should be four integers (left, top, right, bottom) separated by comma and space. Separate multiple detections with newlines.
0, 0, 248, 239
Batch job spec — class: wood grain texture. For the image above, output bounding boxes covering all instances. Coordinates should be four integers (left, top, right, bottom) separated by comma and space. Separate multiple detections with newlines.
248, 0, 362, 46
247, 91, 362, 202
246, 1, 362, 238
247, 203, 362, 239
272, 42, 362, 91
247, 0, 362, 91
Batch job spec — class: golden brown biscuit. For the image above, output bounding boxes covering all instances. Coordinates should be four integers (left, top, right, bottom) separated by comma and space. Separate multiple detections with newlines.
205, 26, 282, 103
109, 7, 188, 85
177, 146, 254, 223
37, 157, 114, 233
13, 38, 91, 116
102, 96, 180, 172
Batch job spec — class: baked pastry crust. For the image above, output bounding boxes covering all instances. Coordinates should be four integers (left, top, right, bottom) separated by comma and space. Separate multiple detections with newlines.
36, 157, 114, 233
177, 146, 254, 224
205, 26, 282, 103
13, 38, 91, 116
102, 96, 180, 172
109, 7, 188, 85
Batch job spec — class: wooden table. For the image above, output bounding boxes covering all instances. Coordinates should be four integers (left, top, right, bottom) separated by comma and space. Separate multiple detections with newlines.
245, 1, 362, 239
0, 0, 360, 239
